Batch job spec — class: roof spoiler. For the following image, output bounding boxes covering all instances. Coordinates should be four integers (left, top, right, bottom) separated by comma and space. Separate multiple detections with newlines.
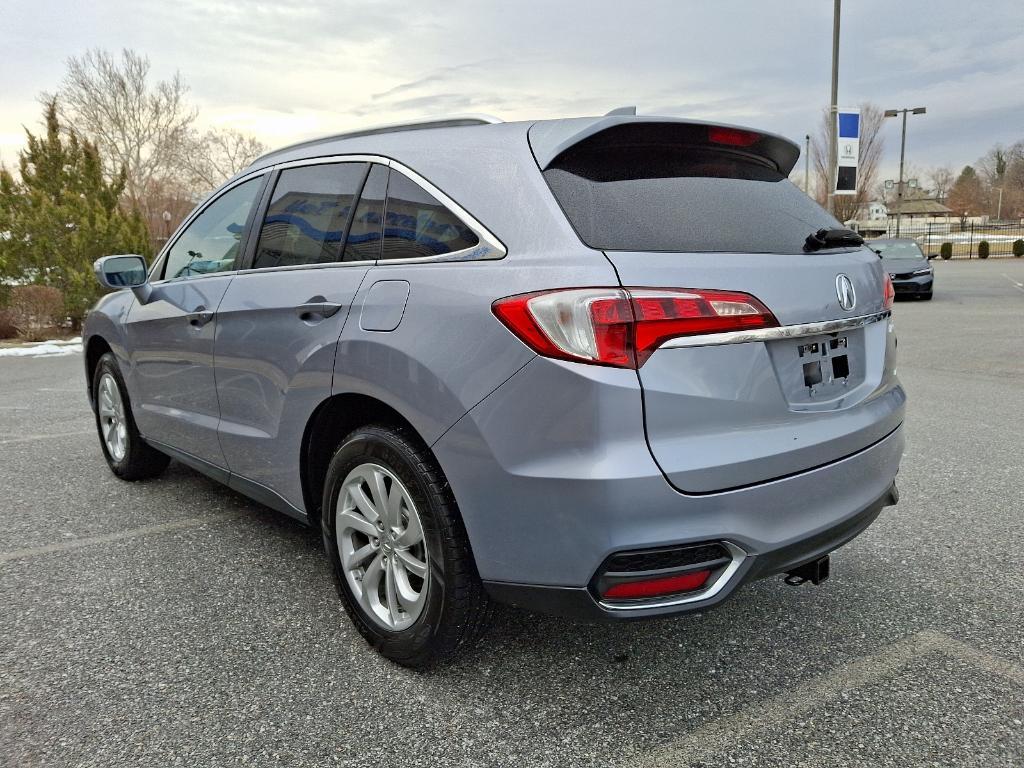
529, 115, 801, 174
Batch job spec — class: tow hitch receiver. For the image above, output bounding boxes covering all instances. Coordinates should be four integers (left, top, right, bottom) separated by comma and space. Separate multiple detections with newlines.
784, 555, 831, 586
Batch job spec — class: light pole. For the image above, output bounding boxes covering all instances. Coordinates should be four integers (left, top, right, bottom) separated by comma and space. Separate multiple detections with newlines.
996, 186, 1004, 220
805, 134, 811, 197
884, 106, 926, 237
827, 0, 841, 216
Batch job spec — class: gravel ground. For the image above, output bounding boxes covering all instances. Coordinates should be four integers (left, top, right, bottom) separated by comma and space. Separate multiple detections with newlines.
1, 260, 1022, 767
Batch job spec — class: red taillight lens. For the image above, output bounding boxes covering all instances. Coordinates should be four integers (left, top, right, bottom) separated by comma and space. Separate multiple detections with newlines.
602, 569, 711, 600
492, 288, 778, 369
707, 126, 761, 147
883, 273, 895, 310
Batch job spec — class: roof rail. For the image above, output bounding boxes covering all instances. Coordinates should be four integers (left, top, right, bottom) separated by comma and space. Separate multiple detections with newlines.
250, 114, 503, 166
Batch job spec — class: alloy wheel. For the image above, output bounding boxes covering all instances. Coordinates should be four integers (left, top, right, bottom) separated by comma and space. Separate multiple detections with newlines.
97, 373, 128, 462
336, 462, 429, 631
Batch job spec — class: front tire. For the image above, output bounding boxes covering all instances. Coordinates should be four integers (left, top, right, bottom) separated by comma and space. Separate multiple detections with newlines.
322, 424, 491, 668
920, 292, 933, 300
92, 353, 170, 480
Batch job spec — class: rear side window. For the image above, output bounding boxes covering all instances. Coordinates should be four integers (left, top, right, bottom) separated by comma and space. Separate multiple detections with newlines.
343, 164, 388, 262
543, 144, 839, 254
381, 172, 479, 259
252, 162, 366, 269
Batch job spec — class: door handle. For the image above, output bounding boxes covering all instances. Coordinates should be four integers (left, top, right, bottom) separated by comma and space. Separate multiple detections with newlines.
295, 297, 343, 321
187, 306, 215, 328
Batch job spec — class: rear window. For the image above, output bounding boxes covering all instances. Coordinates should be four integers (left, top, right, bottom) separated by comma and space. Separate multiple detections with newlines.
543, 144, 839, 254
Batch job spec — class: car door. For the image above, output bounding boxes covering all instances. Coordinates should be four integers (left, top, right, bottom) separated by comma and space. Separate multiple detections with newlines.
125, 174, 265, 471
214, 160, 386, 513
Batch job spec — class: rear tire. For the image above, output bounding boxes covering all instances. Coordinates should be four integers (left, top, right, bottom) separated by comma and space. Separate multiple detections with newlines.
322, 424, 491, 668
92, 353, 170, 481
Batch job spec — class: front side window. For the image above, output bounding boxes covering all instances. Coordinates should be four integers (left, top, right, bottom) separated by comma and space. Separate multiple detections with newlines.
381, 172, 479, 259
163, 177, 262, 280
252, 162, 367, 269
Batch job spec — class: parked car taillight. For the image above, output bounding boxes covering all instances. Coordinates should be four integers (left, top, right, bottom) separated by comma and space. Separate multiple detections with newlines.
883, 273, 895, 309
492, 287, 779, 369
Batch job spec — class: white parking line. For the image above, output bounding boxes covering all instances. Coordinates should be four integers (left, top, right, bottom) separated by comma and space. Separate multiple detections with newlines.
0, 430, 94, 445
638, 630, 1024, 767
0, 514, 240, 563
1001, 273, 1024, 292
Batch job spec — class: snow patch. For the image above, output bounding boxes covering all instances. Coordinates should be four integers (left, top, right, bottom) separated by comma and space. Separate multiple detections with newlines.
0, 338, 84, 357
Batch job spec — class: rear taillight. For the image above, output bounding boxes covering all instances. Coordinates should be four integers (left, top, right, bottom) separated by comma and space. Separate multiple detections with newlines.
492, 287, 779, 369
883, 273, 895, 309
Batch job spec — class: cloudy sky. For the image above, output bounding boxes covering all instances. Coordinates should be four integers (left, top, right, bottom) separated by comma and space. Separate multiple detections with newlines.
2, 0, 1022, 183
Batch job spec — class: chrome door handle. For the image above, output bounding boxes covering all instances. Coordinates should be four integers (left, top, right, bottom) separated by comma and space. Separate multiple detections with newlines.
187, 306, 215, 327
295, 297, 343, 321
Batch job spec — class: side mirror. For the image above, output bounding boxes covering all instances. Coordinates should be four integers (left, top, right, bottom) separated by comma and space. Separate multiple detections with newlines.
94, 254, 153, 303
927, 253, 938, 260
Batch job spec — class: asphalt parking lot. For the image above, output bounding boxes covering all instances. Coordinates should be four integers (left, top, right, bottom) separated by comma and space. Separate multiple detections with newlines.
2, 260, 1023, 767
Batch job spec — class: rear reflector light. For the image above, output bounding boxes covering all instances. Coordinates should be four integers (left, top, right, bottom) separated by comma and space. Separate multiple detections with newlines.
492, 288, 778, 369
883, 272, 895, 309
708, 126, 761, 147
602, 569, 711, 600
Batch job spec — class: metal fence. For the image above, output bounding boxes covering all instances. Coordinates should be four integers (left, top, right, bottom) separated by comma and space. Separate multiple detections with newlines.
882, 220, 1024, 260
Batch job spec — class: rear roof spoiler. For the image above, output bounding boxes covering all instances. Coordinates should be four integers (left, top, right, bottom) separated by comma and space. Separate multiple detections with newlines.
529, 116, 801, 174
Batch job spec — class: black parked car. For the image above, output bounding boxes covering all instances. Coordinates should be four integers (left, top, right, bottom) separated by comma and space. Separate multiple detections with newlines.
866, 238, 935, 300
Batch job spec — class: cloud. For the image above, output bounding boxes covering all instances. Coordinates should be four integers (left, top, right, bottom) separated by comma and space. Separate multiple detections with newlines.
1, 0, 1022, 176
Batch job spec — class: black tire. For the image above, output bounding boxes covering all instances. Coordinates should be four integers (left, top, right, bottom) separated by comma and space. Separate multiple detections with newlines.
920, 292, 933, 301
92, 352, 170, 481
321, 424, 491, 668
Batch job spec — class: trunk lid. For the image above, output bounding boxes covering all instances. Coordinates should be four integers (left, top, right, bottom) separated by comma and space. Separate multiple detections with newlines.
531, 116, 904, 493
606, 249, 902, 492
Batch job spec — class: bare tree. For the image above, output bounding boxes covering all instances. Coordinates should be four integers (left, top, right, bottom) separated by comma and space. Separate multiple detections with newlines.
810, 103, 886, 222
177, 127, 267, 193
54, 48, 196, 207
926, 166, 955, 203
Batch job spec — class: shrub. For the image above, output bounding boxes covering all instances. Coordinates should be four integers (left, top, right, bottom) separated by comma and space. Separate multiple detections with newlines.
977, 240, 990, 259
7, 285, 65, 341
940, 242, 953, 260
1013, 239, 1024, 258
0, 309, 16, 339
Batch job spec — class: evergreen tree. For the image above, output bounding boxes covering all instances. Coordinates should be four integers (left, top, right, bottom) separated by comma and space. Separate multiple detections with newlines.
0, 99, 151, 326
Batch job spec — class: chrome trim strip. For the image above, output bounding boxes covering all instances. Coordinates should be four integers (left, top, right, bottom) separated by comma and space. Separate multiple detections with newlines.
658, 310, 892, 350
598, 541, 747, 611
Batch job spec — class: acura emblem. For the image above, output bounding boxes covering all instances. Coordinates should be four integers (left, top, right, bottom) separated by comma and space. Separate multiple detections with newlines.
836, 274, 856, 311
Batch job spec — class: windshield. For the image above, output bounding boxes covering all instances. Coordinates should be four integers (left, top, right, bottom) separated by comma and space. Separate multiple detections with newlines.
868, 240, 925, 259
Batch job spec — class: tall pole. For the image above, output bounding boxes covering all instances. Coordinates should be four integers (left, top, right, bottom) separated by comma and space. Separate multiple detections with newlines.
805, 134, 811, 196
997, 187, 1004, 220
896, 109, 908, 237
827, 0, 841, 216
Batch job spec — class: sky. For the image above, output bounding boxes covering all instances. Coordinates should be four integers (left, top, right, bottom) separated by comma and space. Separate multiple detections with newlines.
2, 0, 1023, 186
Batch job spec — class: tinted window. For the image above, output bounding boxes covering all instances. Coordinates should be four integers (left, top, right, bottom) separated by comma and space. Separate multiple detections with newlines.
163, 177, 261, 280
381, 172, 479, 259
252, 163, 366, 269
543, 145, 839, 254
343, 164, 388, 262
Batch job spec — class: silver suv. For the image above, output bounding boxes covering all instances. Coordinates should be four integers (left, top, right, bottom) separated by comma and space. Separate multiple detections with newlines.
85, 113, 905, 667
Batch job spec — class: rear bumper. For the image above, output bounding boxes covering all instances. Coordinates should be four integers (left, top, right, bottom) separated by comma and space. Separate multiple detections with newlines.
433, 355, 906, 602
482, 481, 898, 620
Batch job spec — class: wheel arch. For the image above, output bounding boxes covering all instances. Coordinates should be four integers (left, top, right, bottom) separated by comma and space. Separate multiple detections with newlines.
301, 392, 427, 529
85, 335, 114, 410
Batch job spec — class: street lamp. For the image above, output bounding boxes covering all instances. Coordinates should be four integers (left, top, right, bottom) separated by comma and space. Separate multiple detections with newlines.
884, 106, 926, 237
